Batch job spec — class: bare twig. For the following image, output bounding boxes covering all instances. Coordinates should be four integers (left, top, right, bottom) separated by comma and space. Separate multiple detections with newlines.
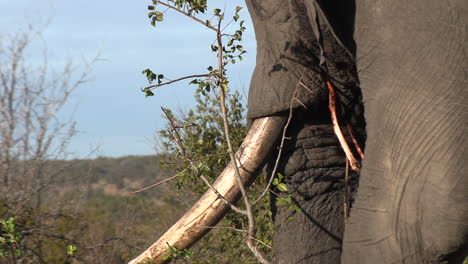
251, 236, 272, 249
198, 225, 272, 249
197, 225, 244, 233
162, 152, 228, 165
253, 73, 306, 205
129, 173, 180, 194
153, 1, 217, 31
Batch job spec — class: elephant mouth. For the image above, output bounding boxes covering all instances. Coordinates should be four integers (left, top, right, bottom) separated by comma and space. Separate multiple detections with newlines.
129, 116, 287, 264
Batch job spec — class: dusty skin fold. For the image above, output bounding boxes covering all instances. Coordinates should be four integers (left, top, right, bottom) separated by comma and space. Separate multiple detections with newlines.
129, 116, 287, 264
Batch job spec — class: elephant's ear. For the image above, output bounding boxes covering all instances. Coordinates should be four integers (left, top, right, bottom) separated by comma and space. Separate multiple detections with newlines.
128, 116, 286, 264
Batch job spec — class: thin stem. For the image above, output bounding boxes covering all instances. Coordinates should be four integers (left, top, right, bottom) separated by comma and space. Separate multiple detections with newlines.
129, 173, 180, 194
162, 152, 228, 165
154, 1, 217, 31
344, 158, 350, 225
197, 225, 272, 249
253, 73, 306, 205
143, 74, 210, 90
251, 236, 272, 249
215, 17, 270, 264
221, 18, 235, 32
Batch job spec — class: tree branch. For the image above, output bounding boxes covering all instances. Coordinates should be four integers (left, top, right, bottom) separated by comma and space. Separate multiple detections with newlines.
129, 173, 180, 194
154, 1, 217, 31
161, 107, 247, 216
143, 74, 210, 90
215, 17, 270, 264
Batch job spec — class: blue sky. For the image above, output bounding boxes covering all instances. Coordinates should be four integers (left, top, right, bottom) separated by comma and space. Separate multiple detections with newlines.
0, 0, 256, 158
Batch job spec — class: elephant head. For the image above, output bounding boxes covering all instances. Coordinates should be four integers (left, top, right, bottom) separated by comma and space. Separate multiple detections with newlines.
130, 0, 467, 263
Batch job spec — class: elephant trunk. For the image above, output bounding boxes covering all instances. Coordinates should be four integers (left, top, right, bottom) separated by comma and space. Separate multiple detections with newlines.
128, 116, 287, 264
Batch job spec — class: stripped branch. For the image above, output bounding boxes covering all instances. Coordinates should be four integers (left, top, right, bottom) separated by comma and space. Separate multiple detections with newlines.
346, 123, 365, 159
327, 80, 360, 171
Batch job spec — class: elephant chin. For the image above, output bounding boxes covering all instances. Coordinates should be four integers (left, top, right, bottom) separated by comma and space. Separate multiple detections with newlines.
128, 116, 287, 264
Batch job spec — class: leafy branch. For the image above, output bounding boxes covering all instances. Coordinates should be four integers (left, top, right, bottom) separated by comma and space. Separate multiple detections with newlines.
138, 1, 271, 263
141, 0, 246, 97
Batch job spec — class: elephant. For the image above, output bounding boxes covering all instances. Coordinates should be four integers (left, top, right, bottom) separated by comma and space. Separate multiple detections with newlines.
130, 0, 467, 263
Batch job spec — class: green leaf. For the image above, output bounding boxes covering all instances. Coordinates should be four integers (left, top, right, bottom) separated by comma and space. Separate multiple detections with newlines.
145, 90, 154, 97
148, 5, 155, 10
235, 6, 242, 13
277, 172, 284, 181
214, 8, 221, 15
272, 178, 279, 185
67, 244, 77, 256
277, 183, 288, 192
290, 204, 302, 213
276, 196, 292, 206
155, 11, 164, 22
142, 87, 155, 97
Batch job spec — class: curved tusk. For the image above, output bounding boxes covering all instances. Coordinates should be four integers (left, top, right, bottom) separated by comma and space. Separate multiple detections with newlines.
129, 116, 287, 264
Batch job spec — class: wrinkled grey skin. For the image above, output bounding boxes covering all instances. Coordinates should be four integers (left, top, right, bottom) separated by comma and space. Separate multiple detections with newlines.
246, 0, 467, 263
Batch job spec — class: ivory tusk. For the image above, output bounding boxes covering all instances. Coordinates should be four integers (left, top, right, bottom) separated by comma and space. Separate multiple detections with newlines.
129, 116, 287, 264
